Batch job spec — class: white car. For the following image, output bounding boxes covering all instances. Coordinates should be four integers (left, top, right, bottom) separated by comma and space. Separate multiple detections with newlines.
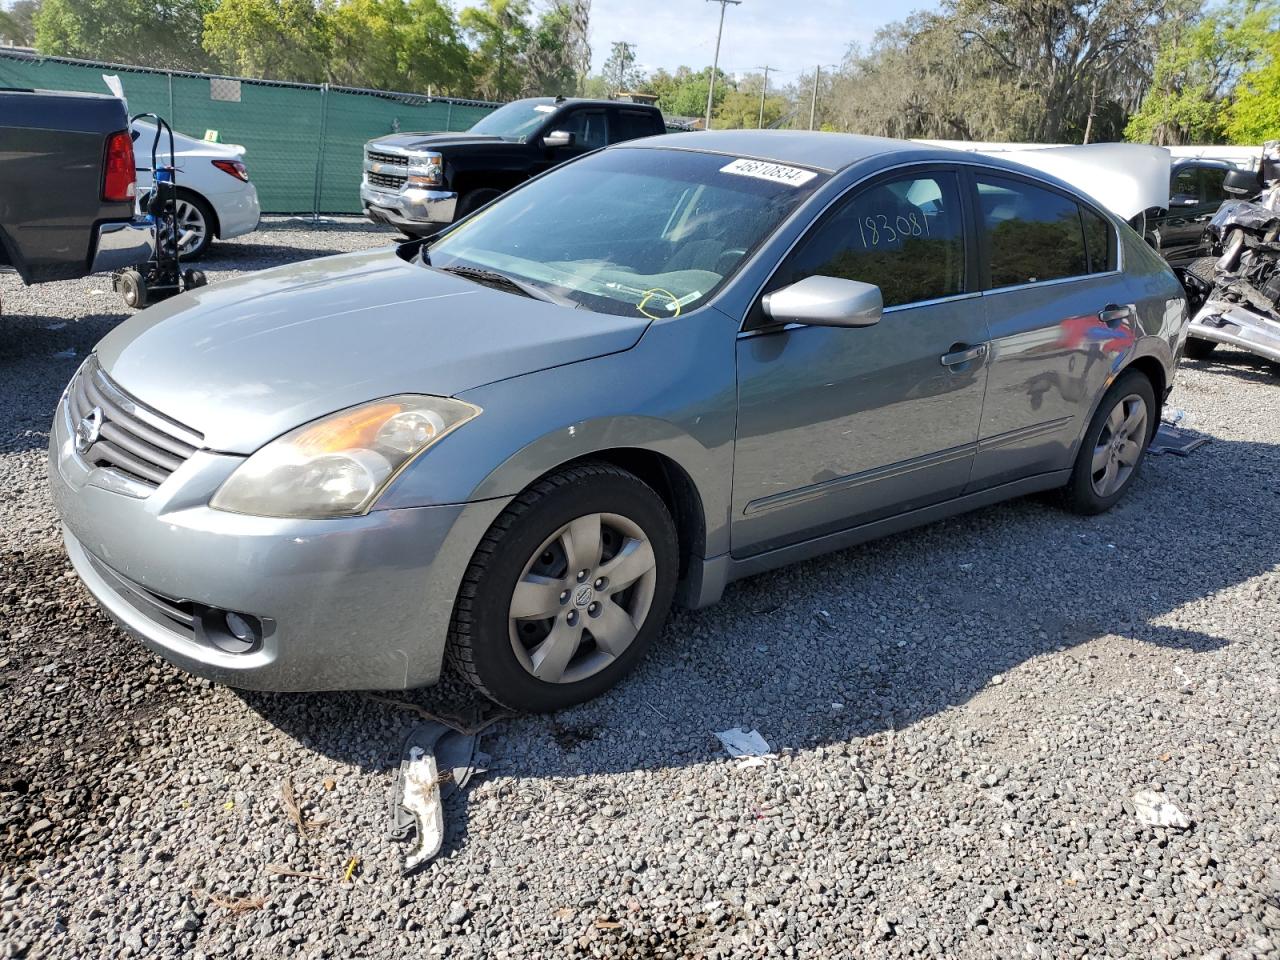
131, 120, 261, 259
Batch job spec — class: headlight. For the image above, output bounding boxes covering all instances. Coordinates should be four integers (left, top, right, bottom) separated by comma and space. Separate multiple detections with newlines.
209, 395, 480, 519
407, 151, 444, 187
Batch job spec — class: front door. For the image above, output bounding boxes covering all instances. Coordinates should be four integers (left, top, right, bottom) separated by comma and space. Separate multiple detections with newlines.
732, 168, 990, 557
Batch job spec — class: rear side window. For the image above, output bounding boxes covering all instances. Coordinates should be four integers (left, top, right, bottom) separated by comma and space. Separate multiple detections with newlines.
976, 175, 1088, 288
1080, 205, 1116, 273
613, 110, 657, 142
777, 171, 966, 308
1199, 167, 1228, 202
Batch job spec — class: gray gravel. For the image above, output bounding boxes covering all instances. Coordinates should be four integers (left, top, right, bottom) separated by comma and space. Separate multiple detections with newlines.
3, 218, 1280, 959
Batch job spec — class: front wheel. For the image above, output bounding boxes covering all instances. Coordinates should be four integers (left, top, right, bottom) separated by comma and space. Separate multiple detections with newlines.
1062, 370, 1156, 515
448, 462, 678, 712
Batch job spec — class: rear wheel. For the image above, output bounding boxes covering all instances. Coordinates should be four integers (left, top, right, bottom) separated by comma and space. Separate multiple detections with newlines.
173, 191, 215, 260
448, 462, 678, 712
1062, 370, 1156, 515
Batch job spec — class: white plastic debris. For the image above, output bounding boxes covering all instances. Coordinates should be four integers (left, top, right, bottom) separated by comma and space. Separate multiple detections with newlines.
1132, 790, 1191, 830
715, 727, 774, 766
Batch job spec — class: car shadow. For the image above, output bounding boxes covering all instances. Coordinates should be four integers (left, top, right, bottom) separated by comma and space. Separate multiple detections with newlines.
1185, 346, 1280, 383
237, 429, 1274, 856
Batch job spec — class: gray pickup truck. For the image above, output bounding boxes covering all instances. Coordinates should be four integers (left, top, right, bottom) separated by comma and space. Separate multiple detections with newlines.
0, 88, 152, 289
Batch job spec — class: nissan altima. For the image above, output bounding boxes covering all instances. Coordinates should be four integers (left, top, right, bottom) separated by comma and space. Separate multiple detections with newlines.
49, 131, 1189, 712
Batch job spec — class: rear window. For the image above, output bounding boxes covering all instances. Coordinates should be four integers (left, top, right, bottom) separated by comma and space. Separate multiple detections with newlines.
977, 175, 1089, 288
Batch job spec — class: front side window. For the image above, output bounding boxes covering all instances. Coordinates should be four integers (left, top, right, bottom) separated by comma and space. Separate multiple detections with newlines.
773, 171, 966, 309
1199, 167, 1228, 202
559, 110, 608, 150
1171, 167, 1198, 201
977, 175, 1088, 288
426, 148, 827, 316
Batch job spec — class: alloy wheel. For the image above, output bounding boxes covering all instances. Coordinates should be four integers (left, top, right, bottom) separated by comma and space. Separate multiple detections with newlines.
160, 198, 207, 257
508, 512, 658, 684
1090, 393, 1147, 497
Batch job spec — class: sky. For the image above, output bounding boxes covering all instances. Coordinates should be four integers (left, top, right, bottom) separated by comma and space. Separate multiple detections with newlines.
587, 0, 941, 84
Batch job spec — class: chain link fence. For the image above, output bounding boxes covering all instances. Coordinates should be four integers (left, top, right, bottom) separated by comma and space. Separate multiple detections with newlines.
0, 51, 499, 214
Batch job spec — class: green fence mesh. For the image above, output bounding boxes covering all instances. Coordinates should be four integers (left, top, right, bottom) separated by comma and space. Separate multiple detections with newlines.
0, 52, 498, 214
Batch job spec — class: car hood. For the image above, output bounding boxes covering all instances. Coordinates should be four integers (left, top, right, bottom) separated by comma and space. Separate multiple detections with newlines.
369, 132, 514, 152
95, 249, 650, 454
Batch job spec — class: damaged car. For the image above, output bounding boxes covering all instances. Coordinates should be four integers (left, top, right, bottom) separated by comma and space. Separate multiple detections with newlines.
1182, 141, 1280, 364
50, 132, 1187, 712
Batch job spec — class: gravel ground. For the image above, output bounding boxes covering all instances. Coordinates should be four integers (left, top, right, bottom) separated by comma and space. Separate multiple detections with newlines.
2, 218, 1279, 959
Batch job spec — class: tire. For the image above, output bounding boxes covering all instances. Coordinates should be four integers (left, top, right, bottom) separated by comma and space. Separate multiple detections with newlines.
454, 188, 501, 220
1183, 336, 1218, 360
447, 462, 679, 712
117, 269, 147, 309
174, 191, 215, 260
1062, 369, 1157, 515
1184, 256, 1218, 289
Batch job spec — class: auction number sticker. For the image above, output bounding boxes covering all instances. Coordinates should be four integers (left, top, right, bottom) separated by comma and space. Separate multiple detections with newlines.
720, 158, 817, 186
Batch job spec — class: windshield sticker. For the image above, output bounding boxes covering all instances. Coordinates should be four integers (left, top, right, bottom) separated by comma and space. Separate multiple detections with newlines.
638, 288, 681, 320
533, 104, 555, 113
720, 158, 817, 187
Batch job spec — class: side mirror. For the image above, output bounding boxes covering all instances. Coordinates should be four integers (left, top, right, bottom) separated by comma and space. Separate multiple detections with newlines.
762, 276, 883, 328
1222, 167, 1261, 197
542, 130, 575, 149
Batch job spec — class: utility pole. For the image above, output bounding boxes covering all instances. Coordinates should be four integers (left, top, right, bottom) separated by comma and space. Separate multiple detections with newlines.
756, 65, 773, 128
704, 0, 740, 130
809, 65, 820, 130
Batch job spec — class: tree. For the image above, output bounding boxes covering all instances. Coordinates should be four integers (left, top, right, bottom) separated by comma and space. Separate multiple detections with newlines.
1225, 29, 1280, 142
524, 2, 579, 96
327, 0, 471, 93
36, 0, 212, 68
1126, 0, 1276, 145
713, 72, 789, 128
201, 0, 328, 81
0, 0, 39, 45
459, 0, 531, 100
601, 40, 640, 94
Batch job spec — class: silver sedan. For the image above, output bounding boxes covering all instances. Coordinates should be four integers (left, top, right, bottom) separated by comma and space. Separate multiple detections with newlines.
49, 131, 1189, 712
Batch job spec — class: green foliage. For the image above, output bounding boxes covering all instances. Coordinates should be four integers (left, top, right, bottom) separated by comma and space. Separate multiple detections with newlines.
714, 73, 788, 129
200, 0, 328, 81
1225, 28, 1280, 141
524, 2, 579, 97
35, 0, 213, 69
0, 0, 38, 45
459, 0, 530, 100
327, 0, 471, 93
601, 40, 640, 94
1126, 0, 1278, 145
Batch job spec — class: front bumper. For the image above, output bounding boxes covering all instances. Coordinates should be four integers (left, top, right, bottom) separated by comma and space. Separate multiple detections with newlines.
48, 391, 508, 691
360, 182, 457, 234
90, 219, 154, 274
1189, 300, 1280, 363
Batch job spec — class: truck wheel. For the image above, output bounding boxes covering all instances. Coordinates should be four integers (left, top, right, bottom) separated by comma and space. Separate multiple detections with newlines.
455, 189, 501, 220
118, 269, 148, 309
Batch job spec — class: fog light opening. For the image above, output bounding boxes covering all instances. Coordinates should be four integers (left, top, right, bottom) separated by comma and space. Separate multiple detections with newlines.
206, 610, 263, 654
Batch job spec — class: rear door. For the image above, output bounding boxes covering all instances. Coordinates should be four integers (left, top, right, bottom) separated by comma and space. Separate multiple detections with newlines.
967, 172, 1133, 490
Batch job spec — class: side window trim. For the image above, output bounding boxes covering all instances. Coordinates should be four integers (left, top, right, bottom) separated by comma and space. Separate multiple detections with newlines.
745, 162, 971, 330
972, 170, 1121, 294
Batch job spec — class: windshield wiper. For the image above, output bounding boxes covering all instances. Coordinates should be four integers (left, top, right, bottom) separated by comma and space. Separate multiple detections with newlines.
437, 264, 579, 308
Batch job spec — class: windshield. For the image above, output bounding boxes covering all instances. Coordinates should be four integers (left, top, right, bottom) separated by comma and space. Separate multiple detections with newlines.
467, 99, 554, 140
425, 147, 827, 317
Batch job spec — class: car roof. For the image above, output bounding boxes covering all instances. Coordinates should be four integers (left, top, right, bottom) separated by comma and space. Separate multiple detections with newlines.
521, 96, 656, 110
620, 130, 947, 173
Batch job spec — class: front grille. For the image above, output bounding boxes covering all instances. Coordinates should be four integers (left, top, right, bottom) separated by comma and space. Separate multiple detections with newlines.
85, 550, 196, 636
67, 357, 203, 489
366, 150, 407, 167
367, 171, 406, 190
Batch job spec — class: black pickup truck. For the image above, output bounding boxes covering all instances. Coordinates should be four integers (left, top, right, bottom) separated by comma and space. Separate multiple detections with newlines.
360, 97, 667, 236
0, 89, 152, 291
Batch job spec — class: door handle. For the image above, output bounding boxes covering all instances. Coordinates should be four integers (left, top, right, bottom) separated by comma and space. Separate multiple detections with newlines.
1098, 304, 1133, 325
940, 343, 987, 367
